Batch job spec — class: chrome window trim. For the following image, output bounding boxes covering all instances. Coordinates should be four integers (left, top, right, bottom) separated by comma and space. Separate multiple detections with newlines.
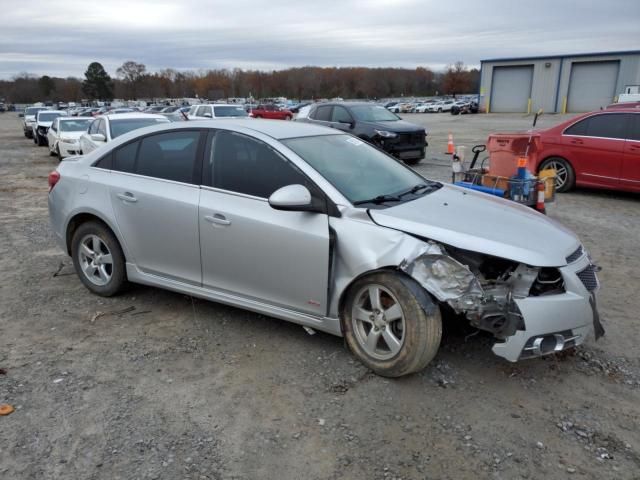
200, 184, 268, 202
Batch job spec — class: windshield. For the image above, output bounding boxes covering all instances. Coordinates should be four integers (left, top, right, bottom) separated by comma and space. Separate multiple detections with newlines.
213, 106, 248, 117
109, 118, 169, 138
282, 134, 438, 205
59, 119, 91, 131
26, 107, 45, 116
38, 112, 62, 122
350, 105, 400, 122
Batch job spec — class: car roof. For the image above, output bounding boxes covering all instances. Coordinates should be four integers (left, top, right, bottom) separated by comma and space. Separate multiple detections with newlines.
99, 112, 168, 120
315, 102, 381, 108
108, 118, 342, 142
39, 110, 66, 114
57, 116, 92, 121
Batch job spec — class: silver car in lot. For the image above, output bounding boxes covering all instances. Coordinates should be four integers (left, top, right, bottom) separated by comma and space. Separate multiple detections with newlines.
48, 120, 603, 377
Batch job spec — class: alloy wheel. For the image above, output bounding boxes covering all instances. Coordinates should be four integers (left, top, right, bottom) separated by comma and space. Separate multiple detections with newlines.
78, 234, 113, 286
545, 160, 568, 190
351, 284, 406, 360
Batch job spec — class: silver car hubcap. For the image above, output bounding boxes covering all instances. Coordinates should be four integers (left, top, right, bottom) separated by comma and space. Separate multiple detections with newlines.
78, 234, 113, 286
351, 284, 406, 360
545, 161, 568, 189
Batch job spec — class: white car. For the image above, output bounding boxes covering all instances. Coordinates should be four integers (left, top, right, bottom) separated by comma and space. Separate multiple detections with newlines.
47, 117, 93, 159
33, 110, 67, 146
78, 113, 170, 155
187, 104, 249, 120
414, 102, 434, 113
426, 100, 455, 113
22, 106, 48, 138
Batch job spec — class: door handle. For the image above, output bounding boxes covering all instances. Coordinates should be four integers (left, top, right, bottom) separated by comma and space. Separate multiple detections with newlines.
117, 192, 137, 203
570, 139, 584, 145
204, 214, 231, 226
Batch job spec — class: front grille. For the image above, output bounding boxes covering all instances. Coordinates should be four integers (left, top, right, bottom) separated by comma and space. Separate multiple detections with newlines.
577, 265, 598, 291
396, 132, 426, 146
566, 245, 584, 264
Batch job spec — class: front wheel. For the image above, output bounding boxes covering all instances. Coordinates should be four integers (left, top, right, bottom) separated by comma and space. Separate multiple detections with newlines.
539, 157, 575, 193
71, 221, 127, 297
342, 272, 442, 377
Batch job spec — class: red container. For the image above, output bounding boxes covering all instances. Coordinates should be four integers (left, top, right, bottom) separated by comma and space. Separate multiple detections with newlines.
486, 132, 541, 178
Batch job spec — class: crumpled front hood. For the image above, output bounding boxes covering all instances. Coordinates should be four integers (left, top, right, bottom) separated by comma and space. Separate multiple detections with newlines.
368, 184, 579, 267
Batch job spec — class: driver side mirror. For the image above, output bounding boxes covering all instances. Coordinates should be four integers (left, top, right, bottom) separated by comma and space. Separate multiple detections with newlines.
90, 133, 106, 142
269, 184, 315, 212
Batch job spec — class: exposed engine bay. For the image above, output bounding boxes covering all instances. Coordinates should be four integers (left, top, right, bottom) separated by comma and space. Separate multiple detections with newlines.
399, 242, 565, 339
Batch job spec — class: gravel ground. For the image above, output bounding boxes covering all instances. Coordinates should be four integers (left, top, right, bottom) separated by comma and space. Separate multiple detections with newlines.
1, 111, 639, 480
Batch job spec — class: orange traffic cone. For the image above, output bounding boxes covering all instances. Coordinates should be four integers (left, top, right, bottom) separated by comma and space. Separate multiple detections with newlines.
445, 133, 455, 154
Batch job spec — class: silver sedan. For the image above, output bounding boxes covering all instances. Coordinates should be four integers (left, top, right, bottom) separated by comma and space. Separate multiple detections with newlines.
48, 120, 603, 377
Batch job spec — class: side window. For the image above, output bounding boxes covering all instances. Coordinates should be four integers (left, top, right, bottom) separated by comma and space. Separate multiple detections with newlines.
586, 114, 628, 139
331, 106, 353, 123
631, 115, 640, 141
97, 120, 107, 137
564, 118, 589, 136
195, 106, 207, 117
113, 141, 139, 173
206, 130, 313, 198
88, 120, 98, 134
135, 131, 200, 183
51, 120, 57, 132
94, 152, 113, 169
313, 106, 332, 121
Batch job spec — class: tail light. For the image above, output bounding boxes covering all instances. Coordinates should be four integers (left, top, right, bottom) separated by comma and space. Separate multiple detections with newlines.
48, 170, 60, 192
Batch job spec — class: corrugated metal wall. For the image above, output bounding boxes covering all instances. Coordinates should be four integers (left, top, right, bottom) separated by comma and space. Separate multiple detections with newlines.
479, 52, 640, 114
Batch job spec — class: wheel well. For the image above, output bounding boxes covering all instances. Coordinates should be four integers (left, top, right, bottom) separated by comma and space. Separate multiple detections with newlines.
337, 267, 439, 332
65, 213, 115, 256
538, 155, 572, 173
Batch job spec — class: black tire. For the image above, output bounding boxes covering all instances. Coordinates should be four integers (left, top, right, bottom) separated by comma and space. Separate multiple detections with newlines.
24, 130, 31, 138
539, 157, 575, 193
341, 272, 442, 377
404, 158, 422, 166
36, 134, 45, 146
49, 144, 57, 156
71, 221, 127, 297
438, 108, 443, 113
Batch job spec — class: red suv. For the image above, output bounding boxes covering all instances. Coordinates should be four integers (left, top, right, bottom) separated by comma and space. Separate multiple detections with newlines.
488, 110, 640, 193
250, 104, 293, 120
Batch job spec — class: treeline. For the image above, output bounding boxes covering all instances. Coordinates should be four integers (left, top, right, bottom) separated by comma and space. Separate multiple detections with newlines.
0, 60, 479, 103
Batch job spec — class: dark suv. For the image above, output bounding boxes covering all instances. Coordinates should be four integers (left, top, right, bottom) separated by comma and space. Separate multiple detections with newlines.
297, 102, 427, 164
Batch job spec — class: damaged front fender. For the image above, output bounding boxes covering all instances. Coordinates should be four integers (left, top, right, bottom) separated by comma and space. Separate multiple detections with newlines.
399, 242, 533, 339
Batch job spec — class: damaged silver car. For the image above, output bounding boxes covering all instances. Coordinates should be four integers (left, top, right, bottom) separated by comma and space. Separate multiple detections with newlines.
48, 120, 604, 377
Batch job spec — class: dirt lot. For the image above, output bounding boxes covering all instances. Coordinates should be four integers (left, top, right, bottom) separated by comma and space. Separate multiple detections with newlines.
1, 111, 639, 480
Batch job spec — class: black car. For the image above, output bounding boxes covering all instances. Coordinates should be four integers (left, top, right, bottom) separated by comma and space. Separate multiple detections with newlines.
297, 102, 427, 164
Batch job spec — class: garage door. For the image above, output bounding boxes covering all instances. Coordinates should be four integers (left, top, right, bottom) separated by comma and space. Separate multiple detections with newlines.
567, 61, 619, 112
490, 65, 534, 113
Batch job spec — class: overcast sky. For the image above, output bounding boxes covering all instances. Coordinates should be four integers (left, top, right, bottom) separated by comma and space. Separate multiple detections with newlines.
1, 0, 639, 79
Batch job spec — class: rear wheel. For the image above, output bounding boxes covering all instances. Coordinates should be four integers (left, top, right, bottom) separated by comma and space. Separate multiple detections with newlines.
71, 221, 127, 297
342, 272, 442, 377
539, 157, 575, 192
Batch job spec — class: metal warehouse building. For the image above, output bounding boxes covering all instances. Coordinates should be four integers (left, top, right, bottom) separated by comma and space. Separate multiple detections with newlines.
479, 50, 640, 113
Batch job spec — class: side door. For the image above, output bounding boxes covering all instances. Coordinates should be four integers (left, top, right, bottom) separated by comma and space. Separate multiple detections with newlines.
198, 129, 331, 315
562, 113, 626, 188
621, 113, 640, 191
107, 130, 204, 285
328, 105, 355, 132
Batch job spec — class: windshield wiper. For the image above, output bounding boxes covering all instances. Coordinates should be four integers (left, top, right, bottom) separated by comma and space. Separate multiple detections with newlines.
398, 183, 441, 198
352, 194, 402, 206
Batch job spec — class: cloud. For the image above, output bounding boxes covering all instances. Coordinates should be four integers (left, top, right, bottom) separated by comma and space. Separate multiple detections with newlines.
0, 0, 638, 78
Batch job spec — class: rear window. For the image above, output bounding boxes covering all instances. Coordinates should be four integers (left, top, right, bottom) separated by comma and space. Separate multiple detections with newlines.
38, 112, 62, 122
